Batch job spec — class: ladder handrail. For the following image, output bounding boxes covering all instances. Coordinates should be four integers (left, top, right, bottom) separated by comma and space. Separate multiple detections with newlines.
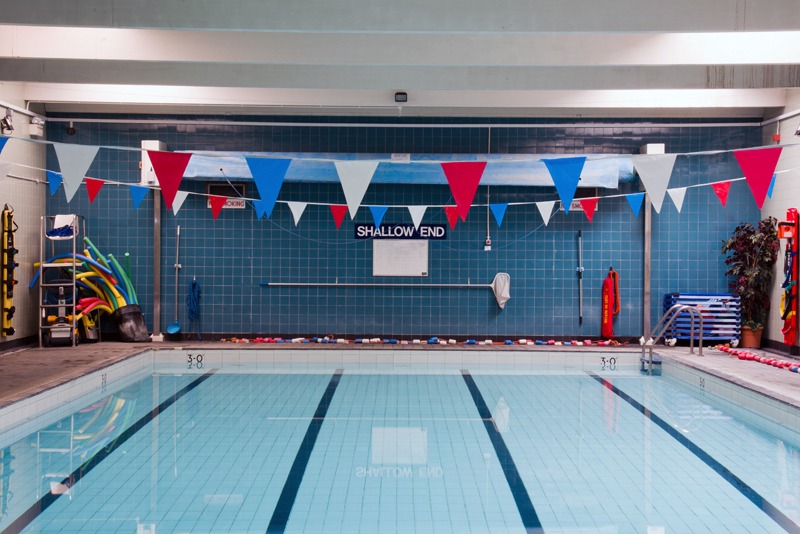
642, 304, 704, 373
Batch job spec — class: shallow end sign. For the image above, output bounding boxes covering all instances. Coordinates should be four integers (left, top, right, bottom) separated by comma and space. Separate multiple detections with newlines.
355, 224, 447, 240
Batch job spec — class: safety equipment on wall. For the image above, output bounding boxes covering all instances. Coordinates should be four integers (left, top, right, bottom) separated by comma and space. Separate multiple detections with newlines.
2, 204, 18, 337
601, 267, 620, 339
778, 208, 798, 345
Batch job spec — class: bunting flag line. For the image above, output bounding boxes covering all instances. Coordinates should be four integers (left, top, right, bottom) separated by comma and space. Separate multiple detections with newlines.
172, 191, 189, 215
0, 137, 8, 155
148, 150, 192, 210
130, 185, 149, 209
711, 182, 731, 207
408, 206, 426, 230
444, 206, 459, 230
53, 142, 100, 203
85, 178, 104, 204
330, 204, 348, 229
542, 157, 586, 214
441, 162, 487, 222
253, 199, 269, 220
209, 195, 227, 220
626, 192, 645, 217
536, 201, 556, 226
246, 157, 291, 219
668, 187, 687, 213
579, 198, 598, 222
632, 154, 677, 214
335, 160, 379, 219
46, 170, 63, 196
733, 147, 783, 209
370, 206, 388, 228
490, 203, 507, 228
287, 201, 307, 226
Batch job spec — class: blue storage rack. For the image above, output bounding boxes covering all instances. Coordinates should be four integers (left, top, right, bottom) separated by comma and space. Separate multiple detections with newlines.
663, 293, 741, 343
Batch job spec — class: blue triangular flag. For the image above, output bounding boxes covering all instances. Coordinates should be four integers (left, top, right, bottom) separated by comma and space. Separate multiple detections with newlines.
253, 199, 268, 220
370, 206, 388, 227
490, 203, 507, 227
626, 192, 645, 217
767, 173, 776, 199
46, 170, 62, 196
0, 137, 8, 155
543, 157, 586, 214
129, 185, 149, 209
245, 157, 291, 219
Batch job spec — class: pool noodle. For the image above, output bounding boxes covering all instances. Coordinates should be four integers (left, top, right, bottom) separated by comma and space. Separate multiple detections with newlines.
76, 273, 117, 308
83, 237, 110, 269
108, 253, 137, 305
29, 253, 114, 288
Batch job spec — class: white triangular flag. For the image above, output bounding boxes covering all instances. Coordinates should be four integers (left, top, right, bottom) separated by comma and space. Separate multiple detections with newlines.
536, 201, 556, 226
172, 191, 189, 215
633, 154, 677, 214
53, 143, 99, 202
334, 161, 379, 218
408, 206, 427, 230
287, 201, 307, 226
668, 187, 687, 213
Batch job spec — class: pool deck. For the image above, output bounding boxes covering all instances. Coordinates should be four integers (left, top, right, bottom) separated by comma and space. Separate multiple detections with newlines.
0, 341, 798, 411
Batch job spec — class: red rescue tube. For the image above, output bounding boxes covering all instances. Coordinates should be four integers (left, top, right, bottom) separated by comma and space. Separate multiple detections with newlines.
601, 268, 620, 339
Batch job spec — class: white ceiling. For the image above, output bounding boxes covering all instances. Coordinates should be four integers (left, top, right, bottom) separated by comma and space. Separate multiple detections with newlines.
1, 0, 799, 118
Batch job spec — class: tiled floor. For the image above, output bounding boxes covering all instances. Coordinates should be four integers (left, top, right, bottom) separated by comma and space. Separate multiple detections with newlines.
0, 340, 798, 411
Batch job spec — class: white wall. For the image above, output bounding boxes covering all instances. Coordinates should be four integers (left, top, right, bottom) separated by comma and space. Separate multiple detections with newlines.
0, 83, 47, 346
762, 89, 800, 348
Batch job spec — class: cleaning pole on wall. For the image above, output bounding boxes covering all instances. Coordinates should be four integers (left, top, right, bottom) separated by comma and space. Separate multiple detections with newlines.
167, 225, 181, 335
778, 208, 798, 345
577, 230, 584, 326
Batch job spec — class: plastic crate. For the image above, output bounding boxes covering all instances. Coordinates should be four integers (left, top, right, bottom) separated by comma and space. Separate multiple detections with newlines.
663, 293, 741, 342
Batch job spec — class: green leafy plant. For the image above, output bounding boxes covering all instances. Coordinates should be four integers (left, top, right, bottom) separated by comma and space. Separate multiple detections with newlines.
721, 217, 780, 330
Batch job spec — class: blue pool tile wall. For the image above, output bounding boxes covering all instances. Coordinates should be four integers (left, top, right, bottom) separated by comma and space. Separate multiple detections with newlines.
45, 116, 761, 339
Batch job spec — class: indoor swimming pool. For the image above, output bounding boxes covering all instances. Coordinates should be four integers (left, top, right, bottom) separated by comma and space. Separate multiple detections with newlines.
0, 349, 798, 533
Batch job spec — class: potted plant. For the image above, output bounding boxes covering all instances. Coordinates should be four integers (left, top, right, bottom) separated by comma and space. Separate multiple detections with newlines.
721, 216, 780, 347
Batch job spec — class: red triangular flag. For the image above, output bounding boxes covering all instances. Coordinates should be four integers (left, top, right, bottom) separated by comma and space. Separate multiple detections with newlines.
579, 198, 598, 223
711, 182, 731, 207
330, 204, 348, 229
209, 196, 227, 220
733, 147, 782, 209
441, 162, 487, 222
444, 206, 459, 230
147, 151, 192, 209
85, 178, 104, 204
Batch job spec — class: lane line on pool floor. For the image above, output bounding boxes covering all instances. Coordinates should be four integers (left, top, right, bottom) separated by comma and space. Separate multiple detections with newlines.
266, 368, 344, 534
461, 370, 544, 534
2, 369, 218, 534
587, 372, 800, 534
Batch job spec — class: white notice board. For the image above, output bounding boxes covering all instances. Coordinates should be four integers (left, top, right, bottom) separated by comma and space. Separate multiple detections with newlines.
373, 240, 428, 277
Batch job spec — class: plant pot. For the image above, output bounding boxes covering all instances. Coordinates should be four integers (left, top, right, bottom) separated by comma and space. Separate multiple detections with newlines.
740, 325, 764, 348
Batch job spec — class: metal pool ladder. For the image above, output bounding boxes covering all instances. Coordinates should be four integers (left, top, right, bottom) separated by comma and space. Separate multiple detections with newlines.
642, 304, 704, 373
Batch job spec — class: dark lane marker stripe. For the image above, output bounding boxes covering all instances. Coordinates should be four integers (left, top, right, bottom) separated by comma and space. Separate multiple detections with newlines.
461, 370, 544, 534
588, 372, 800, 534
3, 369, 218, 534
266, 369, 343, 534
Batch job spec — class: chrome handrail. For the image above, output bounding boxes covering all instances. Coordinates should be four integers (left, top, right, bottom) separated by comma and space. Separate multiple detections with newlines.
641, 304, 704, 373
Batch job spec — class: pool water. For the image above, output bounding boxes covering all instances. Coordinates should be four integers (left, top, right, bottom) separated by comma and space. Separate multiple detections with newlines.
0, 352, 798, 533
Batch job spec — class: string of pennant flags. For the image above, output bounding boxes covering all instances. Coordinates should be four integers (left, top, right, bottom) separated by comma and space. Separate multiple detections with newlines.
0, 136, 796, 230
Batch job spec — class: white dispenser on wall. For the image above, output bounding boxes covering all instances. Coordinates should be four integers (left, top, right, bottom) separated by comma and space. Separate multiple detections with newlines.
140, 140, 166, 185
